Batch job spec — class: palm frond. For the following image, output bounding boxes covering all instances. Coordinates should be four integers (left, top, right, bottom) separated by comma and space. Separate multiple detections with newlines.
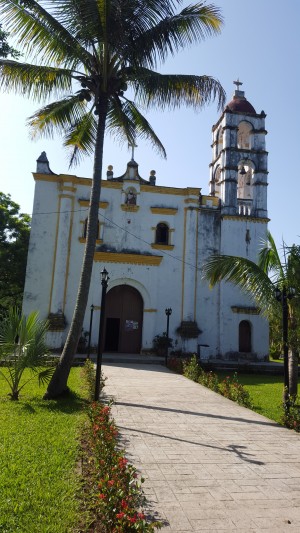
130, 2, 223, 69
63, 110, 97, 167
0, 0, 92, 67
27, 96, 88, 139
107, 96, 166, 158
202, 254, 278, 316
129, 69, 225, 111
258, 230, 285, 282
0, 60, 73, 101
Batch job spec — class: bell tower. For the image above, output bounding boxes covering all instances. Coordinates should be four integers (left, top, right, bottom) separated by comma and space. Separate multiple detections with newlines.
210, 80, 268, 219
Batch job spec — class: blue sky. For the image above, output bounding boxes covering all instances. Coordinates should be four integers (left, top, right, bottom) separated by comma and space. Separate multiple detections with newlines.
0, 0, 299, 251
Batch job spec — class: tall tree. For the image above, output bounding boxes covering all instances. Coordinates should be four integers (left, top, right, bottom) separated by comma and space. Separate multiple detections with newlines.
202, 232, 300, 401
0, 192, 30, 315
0, 23, 20, 59
0, 0, 225, 398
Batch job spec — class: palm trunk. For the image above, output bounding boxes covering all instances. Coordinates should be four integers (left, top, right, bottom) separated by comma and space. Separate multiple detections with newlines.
288, 349, 298, 399
44, 96, 108, 399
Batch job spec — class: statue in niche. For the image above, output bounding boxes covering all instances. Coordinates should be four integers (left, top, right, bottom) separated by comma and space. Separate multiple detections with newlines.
125, 188, 137, 205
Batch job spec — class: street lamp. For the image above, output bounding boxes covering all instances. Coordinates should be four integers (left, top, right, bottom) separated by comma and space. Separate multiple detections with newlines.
86, 304, 94, 360
275, 285, 295, 406
94, 268, 109, 401
165, 308, 172, 366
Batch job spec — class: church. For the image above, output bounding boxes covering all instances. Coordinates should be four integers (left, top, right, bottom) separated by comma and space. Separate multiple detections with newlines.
23, 83, 269, 360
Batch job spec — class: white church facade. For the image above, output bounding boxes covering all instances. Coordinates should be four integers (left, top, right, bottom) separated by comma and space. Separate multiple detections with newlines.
23, 85, 269, 360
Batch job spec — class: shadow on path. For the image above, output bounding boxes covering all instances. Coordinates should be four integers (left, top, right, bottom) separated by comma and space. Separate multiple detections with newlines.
115, 400, 280, 428
118, 425, 265, 466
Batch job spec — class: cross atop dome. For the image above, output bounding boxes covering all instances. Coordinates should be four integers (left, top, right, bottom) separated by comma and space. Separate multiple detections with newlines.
233, 78, 243, 90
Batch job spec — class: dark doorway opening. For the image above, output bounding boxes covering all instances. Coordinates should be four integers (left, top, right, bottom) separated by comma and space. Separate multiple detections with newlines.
104, 318, 120, 351
239, 320, 251, 352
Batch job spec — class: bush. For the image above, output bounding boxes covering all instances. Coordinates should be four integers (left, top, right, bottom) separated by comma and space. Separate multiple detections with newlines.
282, 398, 300, 432
183, 356, 253, 409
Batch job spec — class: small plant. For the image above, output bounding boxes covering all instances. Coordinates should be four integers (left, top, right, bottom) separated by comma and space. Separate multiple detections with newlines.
0, 307, 54, 400
282, 397, 300, 432
219, 373, 253, 408
84, 402, 161, 531
183, 355, 201, 381
152, 333, 173, 355
183, 357, 253, 409
81, 359, 106, 401
166, 356, 184, 374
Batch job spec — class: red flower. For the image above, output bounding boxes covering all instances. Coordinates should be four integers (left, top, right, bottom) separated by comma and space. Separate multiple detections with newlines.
128, 516, 137, 523
116, 512, 125, 519
121, 499, 128, 509
98, 493, 105, 500
108, 480, 114, 486
137, 512, 145, 519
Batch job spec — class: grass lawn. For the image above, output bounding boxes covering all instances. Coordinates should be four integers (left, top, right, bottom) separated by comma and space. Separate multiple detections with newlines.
0, 368, 88, 533
216, 371, 285, 424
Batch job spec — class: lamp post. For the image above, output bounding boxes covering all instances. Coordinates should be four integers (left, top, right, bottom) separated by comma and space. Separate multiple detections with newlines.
165, 308, 172, 366
86, 304, 94, 360
275, 285, 295, 406
94, 268, 109, 401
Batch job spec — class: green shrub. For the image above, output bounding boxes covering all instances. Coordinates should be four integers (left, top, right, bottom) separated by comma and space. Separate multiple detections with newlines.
183, 357, 253, 409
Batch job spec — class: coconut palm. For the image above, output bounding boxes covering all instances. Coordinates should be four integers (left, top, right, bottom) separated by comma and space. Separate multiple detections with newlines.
0, 0, 225, 398
202, 232, 300, 401
0, 307, 52, 400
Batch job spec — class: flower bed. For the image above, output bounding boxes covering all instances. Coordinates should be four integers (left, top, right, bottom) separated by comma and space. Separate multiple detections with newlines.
82, 401, 161, 532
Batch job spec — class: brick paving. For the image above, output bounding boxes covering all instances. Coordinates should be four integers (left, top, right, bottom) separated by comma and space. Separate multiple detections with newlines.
103, 363, 300, 531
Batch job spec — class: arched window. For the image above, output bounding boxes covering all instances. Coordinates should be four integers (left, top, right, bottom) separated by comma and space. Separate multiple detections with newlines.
155, 223, 169, 245
239, 320, 251, 352
237, 161, 254, 200
215, 127, 223, 157
237, 121, 253, 150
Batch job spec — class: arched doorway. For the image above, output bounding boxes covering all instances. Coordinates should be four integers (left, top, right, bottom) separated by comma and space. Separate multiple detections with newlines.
239, 320, 251, 352
104, 285, 143, 353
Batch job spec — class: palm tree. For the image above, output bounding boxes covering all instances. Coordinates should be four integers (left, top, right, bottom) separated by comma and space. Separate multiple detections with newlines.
0, 307, 52, 400
0, 0, 225, 398
202, 232, 300, 402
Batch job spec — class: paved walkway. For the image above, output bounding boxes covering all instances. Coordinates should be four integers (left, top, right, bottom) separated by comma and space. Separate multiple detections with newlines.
103, 363, 300, 532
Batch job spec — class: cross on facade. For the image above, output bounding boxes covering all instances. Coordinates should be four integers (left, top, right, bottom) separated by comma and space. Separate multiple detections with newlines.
233, 78, 243, 90
128, 141, 137, 161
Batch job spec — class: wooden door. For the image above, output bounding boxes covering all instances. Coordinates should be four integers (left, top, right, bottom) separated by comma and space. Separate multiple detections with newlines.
104, 285, 143, 353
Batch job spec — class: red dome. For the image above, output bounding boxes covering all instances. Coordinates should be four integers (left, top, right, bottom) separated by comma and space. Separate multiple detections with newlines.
226, 96, 256, 114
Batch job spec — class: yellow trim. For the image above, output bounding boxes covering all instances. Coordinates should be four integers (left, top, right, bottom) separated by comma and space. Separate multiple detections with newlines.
184, 198, 199, 204
61, 185, 77, 193
144, 308, 157, 313
222, 216, 269, 223
78, 199, 109, 208
151, 243, 174, 251
63, 196, 74, 311
94, 251, 163, 265
102, 181, 122, 189
150, 207, 178, 215
181, 206, 187, 321
34, 173, 122, 189
201, 195, 219, 207
121, 204, 140, 212
79, 237, 103, 244
59, 193, 73, 200
141, 184, 200, 196
231, 306, 260, 315
49, 195, 61, 315
194, 209, 199, 320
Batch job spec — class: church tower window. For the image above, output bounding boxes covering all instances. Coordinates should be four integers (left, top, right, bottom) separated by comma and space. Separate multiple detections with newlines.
155, 223, 169, 245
